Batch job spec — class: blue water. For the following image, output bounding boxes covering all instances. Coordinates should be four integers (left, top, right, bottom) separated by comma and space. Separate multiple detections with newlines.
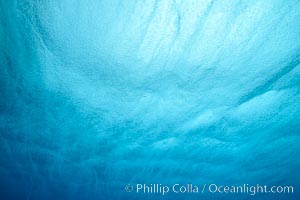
0, 0, 299, 199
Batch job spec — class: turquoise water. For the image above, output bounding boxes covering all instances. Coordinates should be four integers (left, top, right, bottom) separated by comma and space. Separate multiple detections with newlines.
0, 0, 299, 199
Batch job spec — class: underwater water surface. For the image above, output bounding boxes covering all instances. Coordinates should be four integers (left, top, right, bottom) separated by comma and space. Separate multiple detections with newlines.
0, 0, 300, 199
